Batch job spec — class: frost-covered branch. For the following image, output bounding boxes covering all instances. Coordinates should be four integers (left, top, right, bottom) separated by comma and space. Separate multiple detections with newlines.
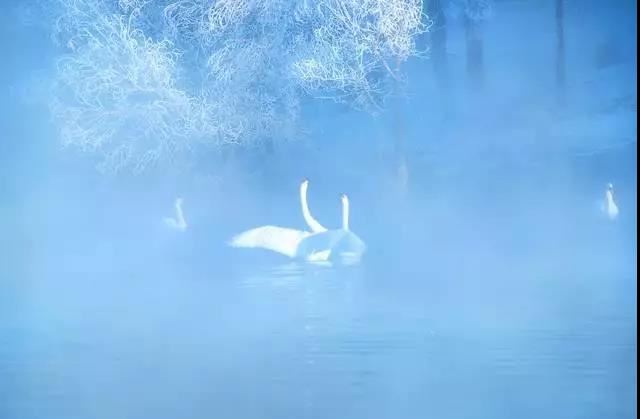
47, 0, 429, 173
293, 0, 428, 109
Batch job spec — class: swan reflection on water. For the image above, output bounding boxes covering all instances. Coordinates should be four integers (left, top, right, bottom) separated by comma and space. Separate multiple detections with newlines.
238, 259, 366, 296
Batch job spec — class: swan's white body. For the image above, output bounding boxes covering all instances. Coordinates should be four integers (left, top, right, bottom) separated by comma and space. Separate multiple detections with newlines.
229, 182, 366, 264
601, 183, 619, 220
228, 225, 309, 258
295, 194, 366, 264
163, 198, 187, 231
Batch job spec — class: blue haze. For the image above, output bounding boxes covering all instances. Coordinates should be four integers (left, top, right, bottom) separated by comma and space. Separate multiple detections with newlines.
0, 1, 636, 418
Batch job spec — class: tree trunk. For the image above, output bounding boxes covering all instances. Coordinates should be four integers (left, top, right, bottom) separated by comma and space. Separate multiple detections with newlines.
464, 15, 484, 90
555, 0, 566, 104
427, 0, 448, 90
393, 58, 409, 195
393, 111, 409, 195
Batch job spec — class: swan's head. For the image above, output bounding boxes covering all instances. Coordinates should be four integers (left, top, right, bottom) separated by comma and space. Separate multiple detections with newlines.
340, 193, 348, 204
301, 178, 309, 190
175, 197, 183, 207
607, 183, 614, 191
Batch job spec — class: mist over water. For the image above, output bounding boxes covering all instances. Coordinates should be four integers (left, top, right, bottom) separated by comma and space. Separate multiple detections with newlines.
1, 0, 636, 418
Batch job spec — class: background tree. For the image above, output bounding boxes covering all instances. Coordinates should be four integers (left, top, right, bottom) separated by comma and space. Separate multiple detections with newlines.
45, 0, 429, 174
462, 0, 492, 91
427, 0, 449, 91
446, 0, 492, 91
555, 0, 566, 105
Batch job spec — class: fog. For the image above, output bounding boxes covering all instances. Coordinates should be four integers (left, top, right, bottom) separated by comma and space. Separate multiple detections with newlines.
1, 1, 636, 418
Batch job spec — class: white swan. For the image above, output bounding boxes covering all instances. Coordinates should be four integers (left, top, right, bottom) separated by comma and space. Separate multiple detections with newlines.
296, 193, 367, 264
300, 178, 327, 233
602, 183, 619, 220
229, 192, 366, 264
163, 198, 187, 231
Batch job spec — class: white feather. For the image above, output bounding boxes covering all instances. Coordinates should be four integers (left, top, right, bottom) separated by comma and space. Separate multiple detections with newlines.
307, 249, 332, 262
229, 226, 310, 258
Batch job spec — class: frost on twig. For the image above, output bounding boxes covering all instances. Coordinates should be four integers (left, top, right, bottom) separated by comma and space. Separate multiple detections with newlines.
293, 0, 428, 110
51, 6, 198, 174
48, 0, 429, 173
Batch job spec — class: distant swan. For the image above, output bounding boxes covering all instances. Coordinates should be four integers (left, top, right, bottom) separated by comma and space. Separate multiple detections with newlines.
300, 178, 327, 233
163, 198, 187, 231
601, 183, 619, 220
229, 191, 366, 264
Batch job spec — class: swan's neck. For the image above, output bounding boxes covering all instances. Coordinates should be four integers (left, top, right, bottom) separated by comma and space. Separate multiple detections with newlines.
300, 183, 313, 220
300, 183, 312, 220
342, 197, 350, 231
175, 200, 186, 226
300, 182, 325, 232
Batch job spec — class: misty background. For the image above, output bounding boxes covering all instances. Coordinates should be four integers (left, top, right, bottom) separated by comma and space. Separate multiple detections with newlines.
0, 0, 637, 418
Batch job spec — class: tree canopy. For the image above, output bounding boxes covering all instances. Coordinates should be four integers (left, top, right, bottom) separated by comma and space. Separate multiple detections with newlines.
48, 0, 429, 173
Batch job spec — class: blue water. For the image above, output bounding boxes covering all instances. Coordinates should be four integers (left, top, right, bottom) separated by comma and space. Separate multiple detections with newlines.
1, 147, 636, 418
1, 254, 636, 419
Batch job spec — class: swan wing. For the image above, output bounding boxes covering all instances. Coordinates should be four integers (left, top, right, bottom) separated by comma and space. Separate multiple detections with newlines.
229, 226, 310, 258
307, 249, 332, 262
608, 202, 619, 220
599, 196, 619, 220
336, 231, 366, 252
